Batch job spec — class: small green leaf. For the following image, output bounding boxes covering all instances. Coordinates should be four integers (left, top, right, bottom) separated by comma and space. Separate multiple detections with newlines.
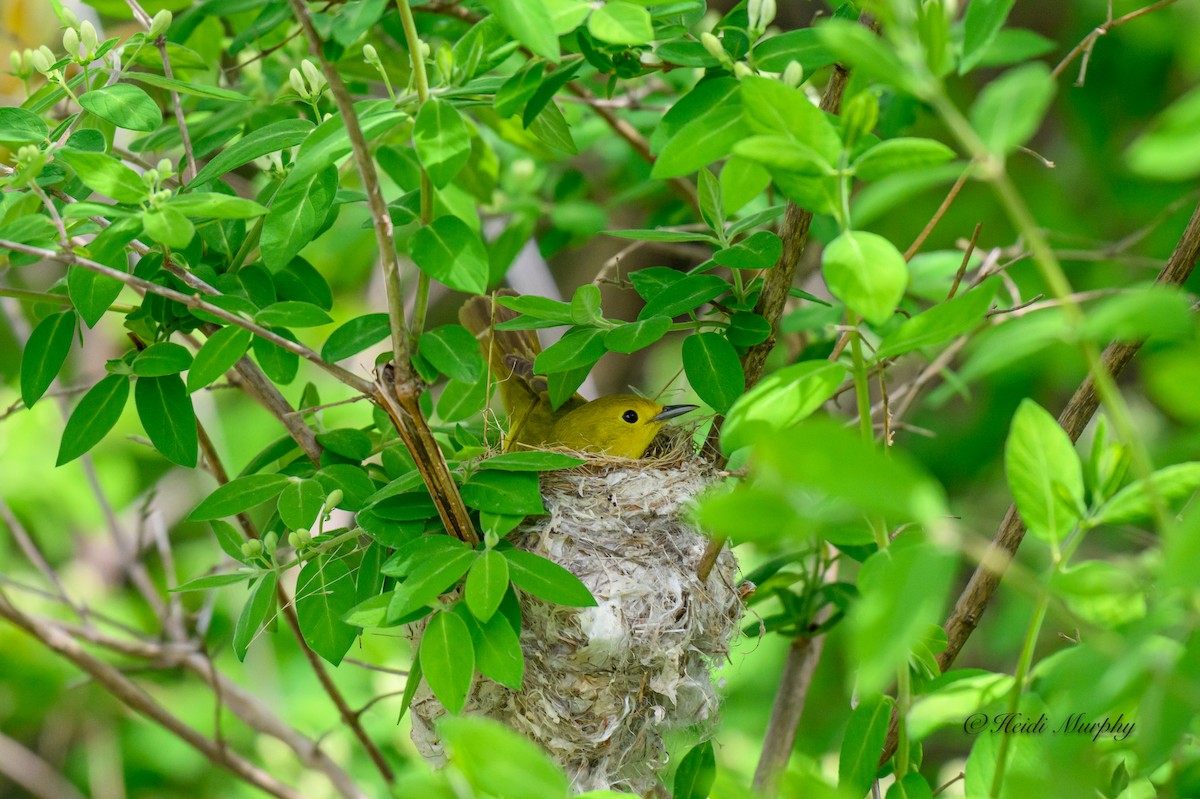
55, 150, 145, 203
420, 610, 475, 714
588, 1, 653, 45
477, 452, 587, 471
960, 0, 1018, 73
188, 473, 291, 521
71, 219, 139, 328
414, 98, 472, 188
604, 317, 672, 354
278, 478, 326, 530
822, 230, 908, 326
533, 326, 607, 374
0, 107, 49, 144
253, 329, 299, 384
712, 231, 782, 270
20, 310, 76, 409
386, 547, 476, 620
142, 206, 195, 249
504, 550, 596, 606
126, 71, 252, 102
322, 313, 391, 362
168, 192, 268, 219
674, 741, 717, 799
57, 374, 130, 465
875, 281, 996, 360
682, 332, 743, 414
465, 550, 510, 622
261, 166, 338, 270
134, 374, 198, 467
78, 83, 161, 132
969, 62, 1055, 156
1005, 399, 1084, 544
653, 105, 750, 179
484, 0, 560, 61
637, 274, 727, 321
296, 557, 358, 665
233, 572, 277, 661
410, 215, 489, 295
740, 75, 840, 162
188, 326, 253, 392
439, 717, 569, 796
420, 324, 484, 382
458, 604, 524, 689
212, 520, 249, 564
172, 572, 254, 592
255, 301, 333, 328
570, 284, 604, 326
838, 694, 894, 798
1093, 463, 1200, 527
852, 138, 957, 181
720, 361, 848, 453
189, 119, 314, 187
131, 342, 193, 377
460, 471, 546, 516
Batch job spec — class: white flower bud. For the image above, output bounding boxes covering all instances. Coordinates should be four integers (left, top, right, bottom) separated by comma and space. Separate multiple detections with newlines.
9, 50, 21, 73
148, 9, 173, 38
782, 60, 803, 88
80, 20, 98, 54
419, 41, 431, 59
22, 49, 35, 71
242, 540, 262, 557
289, 67, 307, 98
749, 0, 776, 31
300, 58, 323, 91
60, 7, 81, 28
17, 145, 38, 161
142, 168, 159, 186
362, 43, 378, 63
156, 158, 173, 176
29, 48, 52, 74
700, 32, 726, 63
297, 528, 312, 545
63, 28, 80, 58
263, 531, 278, 554
733, 61, 753, 79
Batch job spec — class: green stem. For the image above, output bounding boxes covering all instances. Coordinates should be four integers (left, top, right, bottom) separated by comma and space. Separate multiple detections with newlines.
896, 661, 912, 777
274, 528, 361, 573
849, 313, 873, 444
989, 587, 1050, 798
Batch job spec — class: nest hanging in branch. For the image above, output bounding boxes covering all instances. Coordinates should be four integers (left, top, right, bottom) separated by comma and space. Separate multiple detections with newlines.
409, 439, 743, 794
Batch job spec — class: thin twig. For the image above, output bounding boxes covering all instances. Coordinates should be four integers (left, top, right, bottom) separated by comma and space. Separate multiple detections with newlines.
904, 162, 974, 261
1052, 0, 1179, 85
0, 730, 89, 799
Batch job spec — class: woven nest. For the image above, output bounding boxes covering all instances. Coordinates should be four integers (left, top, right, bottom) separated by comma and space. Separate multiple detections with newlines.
409, 431, 743, 794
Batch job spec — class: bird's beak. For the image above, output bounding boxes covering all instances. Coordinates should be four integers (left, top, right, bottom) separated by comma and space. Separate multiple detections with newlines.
653, 404, 699, 422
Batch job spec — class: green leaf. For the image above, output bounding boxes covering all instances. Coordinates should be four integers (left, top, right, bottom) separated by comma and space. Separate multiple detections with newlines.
484, 0, 560, 61
459, 605, 524, 689
588, 1, 653, 45
55, 150, 146, 203
682, 332, 743, 414
822, 230, 908, 325
604, 317, 672, 354
721, 361, 847, 454
414, 98, 472, 188
126, 71, 252, 102
875, 281, 996, 360
386, 547, 476, 620
852, 138, 956, 181
188, 326, 253, 392
570, 284, 604, 325
296, 558, 358, 665
78, 84, 160, 132
653, 105, 750, 179
131, 342, 193, 377
20, 310, 76, 409
322, 313, 391, 362
71, 220, 139, 328
315, 428, 372, 461
533, 326, 607, 374
168, 192, 267, 219
477, 452, 586, 471
838, 694, 894, 797
1126, 87, 1200, 181
410, 215, 489, 295
1093, 463, 1200, 527
960, 0, 1017, 73
465, 550, 510, 622
712, 231, 782, 270
496, 294, 575, 323
172, 572, 254, 592
212, 520, 249, 564
438, 376, 488, 422
255, 301, 333, 328
262, 166, 338, 270
142, 206, 195, 249
752, 27, 835, 73
57, 374, 130, 465
0, 107, 49, 144
189, 119, 314, 187
233, 572, 277, 661
604, 228, 719, 244
817, 19, 923, 96
740, 75, 840, 162
440, 717, 570, 796
420, 611, 475, 714
278, 478, 326, 530
253, 328, 299, 384
460, 471, 546, 516
674, 741, 717, 799
720, 157, 771, 215
1005, 399, 1084, 544
637, 274, 727, 321
504, 550, 596, 606
420, 324, 484, 382
969, 62, 1055, 156
495, 61, 546, 118
727, 312, 771, 347
188, 474, 291, 521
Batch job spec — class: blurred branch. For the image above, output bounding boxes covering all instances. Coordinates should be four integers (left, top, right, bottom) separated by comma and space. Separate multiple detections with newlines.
750, 635, 827, 795
878, 199, 1200, 766
0, 730, 88, 799
1052, 0, 1180, 85
0, 590, 306, 799
125, 0, 198, 181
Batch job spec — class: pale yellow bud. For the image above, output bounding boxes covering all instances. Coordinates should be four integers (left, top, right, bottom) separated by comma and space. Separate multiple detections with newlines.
142, 168, 160, 186
733, 62, 753, 79
29, 48, 52, 74
62, 28, 80, 58
700, 32, 726, 63
362, 43, 378, 63
80, 20, 98, 54
782, 60, 803, 88
300, 58, 323, 91
156, 158, 173, 176
60, 7, 81, 28
289, 67, 307, 97
9, 51, 21, 73
148, 9, 173, 38
324, 489, 343, 512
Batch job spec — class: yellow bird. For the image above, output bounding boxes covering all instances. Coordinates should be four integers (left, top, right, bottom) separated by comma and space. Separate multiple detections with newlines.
459, 292, 696, 458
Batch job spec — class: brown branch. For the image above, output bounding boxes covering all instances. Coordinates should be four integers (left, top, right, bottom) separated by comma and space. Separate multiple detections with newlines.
903, 163, 974, 261
750, 635, 826, 795
0, 730, 88, 799
0, 591, 305, 799
1052, 0, 1180, 85
877, 199, 1200, 766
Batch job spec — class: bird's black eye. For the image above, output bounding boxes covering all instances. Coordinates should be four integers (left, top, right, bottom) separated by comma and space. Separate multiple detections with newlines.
622, 410, 639, 424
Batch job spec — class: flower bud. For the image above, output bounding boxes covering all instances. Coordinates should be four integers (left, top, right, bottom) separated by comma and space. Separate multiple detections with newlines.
17, 145, 38, 162
288, 67, 307, 97
141, 168, 159, 186
297, 528, 312, 546
80, 20, 98, 54
733, 61, 753, 79
436, 44, 453, 80
242, 540, 263, 557
63, 28, 80, 58
9, 50, 21, 73
700, 32, 725, 62
419, 41, 431, 59
362, 43, 379, 63
148, 9, 173, 38
782, 60, 803, 88
22, 49, 35, 71
287, 532, 301, 549
749, 0, 776, 31
263, 531, 278, 554
29, 48, 52, 74
60, 7, 81, 28
484, 529, 499, 549
156, 158, 173, 176
300, 58, 323, 91
323, 489, 343, 512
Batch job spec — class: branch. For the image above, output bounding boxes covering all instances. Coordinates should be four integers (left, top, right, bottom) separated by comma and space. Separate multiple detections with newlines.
1052, 0, 1180, 85
750, 635, 827, 795
0, 591, 306, 799
877, 199, 1200, 766
125, 0, 198, 181
0, 730, 88, 799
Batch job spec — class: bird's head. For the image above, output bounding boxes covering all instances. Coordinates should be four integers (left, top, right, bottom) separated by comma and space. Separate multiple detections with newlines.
552, 395, 698, 458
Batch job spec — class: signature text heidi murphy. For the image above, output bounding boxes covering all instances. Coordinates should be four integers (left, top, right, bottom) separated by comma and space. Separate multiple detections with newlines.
962, 712, 1135, 742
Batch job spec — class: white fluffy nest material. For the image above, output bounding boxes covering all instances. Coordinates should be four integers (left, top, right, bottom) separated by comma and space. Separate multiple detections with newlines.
410, 454, 743, 794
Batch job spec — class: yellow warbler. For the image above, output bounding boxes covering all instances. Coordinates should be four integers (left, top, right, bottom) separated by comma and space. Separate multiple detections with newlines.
459, 292, 696, 458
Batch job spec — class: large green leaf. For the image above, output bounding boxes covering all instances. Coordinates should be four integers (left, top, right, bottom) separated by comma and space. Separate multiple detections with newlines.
960, 0, 1018, 73
188, 474, 291, 521
20, 310, 76, 408
134, 375, 197, 467
188, 326, 253, 392
1004, 399, 1084, 544
721, 361, 847, 453
588, 1, 652, 45
78, 83, 161, 132
822, 230, 908, 326
465, 550, 510, 622
653, 105, 750, 179
740, 75, 840, 162
969, 63, 1055, 156
296, 557, 359, 665
682, 332, 743, 414
414, 98, 471, 188
410, 215, 489, 295
322, 313, 391, 362
0, 107, 49, 144
132, 342, 193, 377
838, 694, 893, 797
459, 605, 524, 689
55, 150, 146, 203
57, 374, 130, 465
262, 166, 338, 270
189, 119, 314, 187
460, 471, 546, 516
419, 610, 475, 714
504, 550, 596, 607
483, 0, 560, 61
